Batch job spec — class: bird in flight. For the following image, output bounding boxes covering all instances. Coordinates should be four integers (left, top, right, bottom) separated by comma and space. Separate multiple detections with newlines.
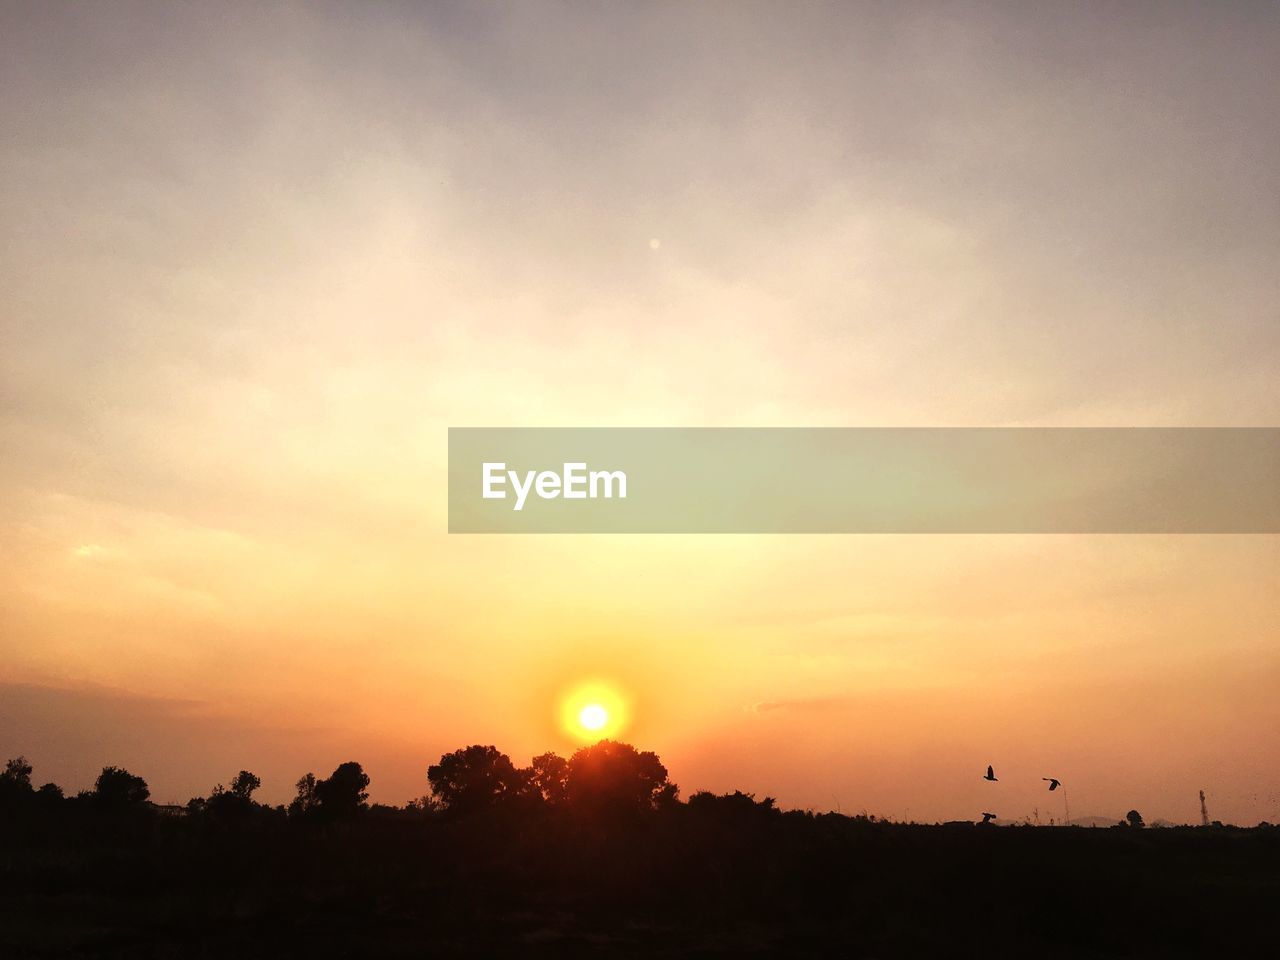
1043, 778, 1061, 791
981, 812, 997, 824
983, 765, 998, 782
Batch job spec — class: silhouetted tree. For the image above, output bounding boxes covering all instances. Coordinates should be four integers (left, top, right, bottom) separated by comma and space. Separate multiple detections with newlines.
314, 761, 370, 817
405, 794, 443, 815
93, 766, 150, 809
2, 756, 33, 788
1125, 809, 1145, 829
289, 772, 319, 817
0, 756, 35, 807
428, 745, 524, 814
688, 790, 778, 819
197, 770, 265, 820
564, 740, 677, 815
34, 782, 64, 810
229, 770, 261, 800
525, 752, 569, 805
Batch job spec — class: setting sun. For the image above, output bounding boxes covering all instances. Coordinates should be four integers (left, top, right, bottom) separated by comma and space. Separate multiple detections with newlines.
578, 703, 608, 731
560, 681, 629, 742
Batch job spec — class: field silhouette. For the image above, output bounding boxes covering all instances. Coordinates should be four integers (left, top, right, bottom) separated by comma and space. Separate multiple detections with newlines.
1, 745, 1276, 957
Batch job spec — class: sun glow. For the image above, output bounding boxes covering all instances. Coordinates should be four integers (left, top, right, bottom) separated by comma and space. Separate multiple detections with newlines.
561, 681, 629, 741
578, 703, 608, 730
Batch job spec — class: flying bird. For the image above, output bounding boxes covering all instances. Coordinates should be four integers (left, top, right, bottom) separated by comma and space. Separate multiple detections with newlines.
983, 765, 998, 782
981, 812, 997, 824
1043, 778, 1061, 791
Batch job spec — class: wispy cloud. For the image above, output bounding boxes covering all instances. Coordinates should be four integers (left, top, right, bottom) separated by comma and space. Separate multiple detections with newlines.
746, 696, 853, 715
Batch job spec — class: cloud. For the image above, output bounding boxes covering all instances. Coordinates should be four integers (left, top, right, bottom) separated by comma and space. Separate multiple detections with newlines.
746, 696, 852, 715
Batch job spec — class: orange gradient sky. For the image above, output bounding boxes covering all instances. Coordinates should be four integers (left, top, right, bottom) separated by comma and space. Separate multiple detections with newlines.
2, 3, 1278, 824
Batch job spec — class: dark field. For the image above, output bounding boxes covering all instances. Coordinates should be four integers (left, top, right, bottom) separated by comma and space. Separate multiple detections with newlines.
4, 803, 1277, 958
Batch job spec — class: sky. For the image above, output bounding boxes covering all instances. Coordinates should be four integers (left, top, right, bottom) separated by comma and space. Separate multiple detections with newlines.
1, 1, 1278, 824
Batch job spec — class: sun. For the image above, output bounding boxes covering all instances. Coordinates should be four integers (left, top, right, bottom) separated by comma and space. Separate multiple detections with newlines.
560, 681, 629, 741
578, 703, 608, 731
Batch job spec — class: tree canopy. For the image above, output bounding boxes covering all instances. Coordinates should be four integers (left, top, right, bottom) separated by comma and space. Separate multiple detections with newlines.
564, 740, 677, 814
93, 766, 150, 808
427, 745, 524, 814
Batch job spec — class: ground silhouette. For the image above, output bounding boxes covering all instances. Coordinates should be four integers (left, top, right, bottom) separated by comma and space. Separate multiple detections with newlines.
0, 744, 1276, 957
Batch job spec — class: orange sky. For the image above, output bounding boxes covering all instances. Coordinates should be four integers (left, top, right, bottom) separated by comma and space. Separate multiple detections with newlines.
2, 3, 1278, 825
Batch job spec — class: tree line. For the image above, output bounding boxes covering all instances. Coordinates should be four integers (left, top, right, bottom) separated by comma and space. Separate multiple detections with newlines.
3, 741, 1276, 955
0, 739, 779, 822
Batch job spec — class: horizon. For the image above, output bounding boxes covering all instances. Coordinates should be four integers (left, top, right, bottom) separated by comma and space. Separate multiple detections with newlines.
3, 679, 1273, 827
3, 2, 1279, 832
0, 721, 1250, 829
